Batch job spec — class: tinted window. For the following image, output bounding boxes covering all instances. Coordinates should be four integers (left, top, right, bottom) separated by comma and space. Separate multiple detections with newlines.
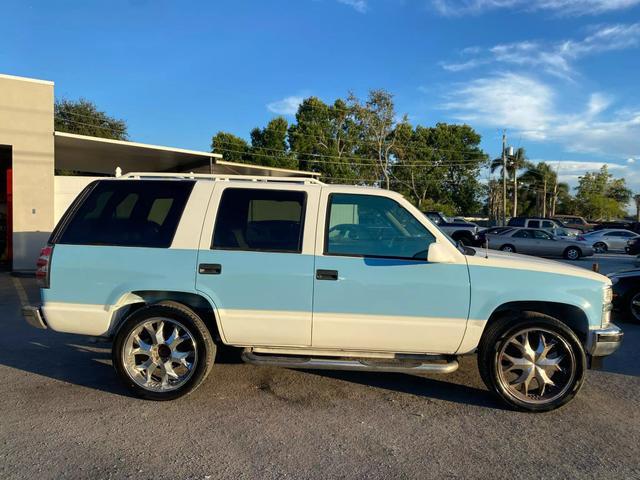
212, 188, 306, 253
528, 220, 541, 228
508, 218, 526, 227
541, 221, 554, 228
512, 229, 532, 238
533, 230, 552, 240
58, 180, 193, 248
326, 194, 435, 260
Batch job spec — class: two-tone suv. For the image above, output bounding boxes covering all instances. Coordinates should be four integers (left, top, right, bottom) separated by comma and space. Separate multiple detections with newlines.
23, 173, 623, 412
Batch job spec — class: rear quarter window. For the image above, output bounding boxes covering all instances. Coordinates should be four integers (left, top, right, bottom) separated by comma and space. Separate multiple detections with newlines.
56, 180, 194, 248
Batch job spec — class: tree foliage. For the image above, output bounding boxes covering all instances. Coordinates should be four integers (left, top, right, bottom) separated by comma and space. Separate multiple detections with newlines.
54, 98, 127, 140
574, 166, 631, 220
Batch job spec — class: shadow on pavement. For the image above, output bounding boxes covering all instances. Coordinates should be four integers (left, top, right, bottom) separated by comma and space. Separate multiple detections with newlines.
306, 369, 507, 410
600, 315, 640, 378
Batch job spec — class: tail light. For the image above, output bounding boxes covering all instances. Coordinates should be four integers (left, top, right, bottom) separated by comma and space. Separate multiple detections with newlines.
36, 245, 53, 288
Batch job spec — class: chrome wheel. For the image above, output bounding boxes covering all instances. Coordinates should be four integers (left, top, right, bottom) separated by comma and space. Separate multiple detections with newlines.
594, 242, 607, 254
631, 293, 640, 322
122, 318, 197, 392
497, 328, 576, 405
566, 248, 579, 260
501, 245, 514, 253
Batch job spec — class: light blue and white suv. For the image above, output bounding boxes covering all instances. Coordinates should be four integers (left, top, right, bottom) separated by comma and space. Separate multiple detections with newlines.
23, 173, 623, 411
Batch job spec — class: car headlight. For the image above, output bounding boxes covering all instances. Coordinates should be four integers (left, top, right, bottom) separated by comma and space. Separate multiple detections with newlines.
603, 285, 613, 304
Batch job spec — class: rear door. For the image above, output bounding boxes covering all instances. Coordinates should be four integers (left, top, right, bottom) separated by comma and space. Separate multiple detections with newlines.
510, 229, 537, 254
196, 185, 319, 347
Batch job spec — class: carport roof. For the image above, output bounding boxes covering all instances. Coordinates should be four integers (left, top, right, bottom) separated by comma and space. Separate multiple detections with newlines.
54, 131, 320, 177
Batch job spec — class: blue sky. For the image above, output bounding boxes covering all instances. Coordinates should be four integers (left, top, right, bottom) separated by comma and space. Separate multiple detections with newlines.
2, 0, 640, 193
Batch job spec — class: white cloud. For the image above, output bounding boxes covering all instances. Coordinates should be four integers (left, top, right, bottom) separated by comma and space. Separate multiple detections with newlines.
440, 73, 640, 160
441, 23, 640, 78
337, 0, 368, 12
266, 96, 304, 115
628, 158, 636, 164
431, 0, 640, 16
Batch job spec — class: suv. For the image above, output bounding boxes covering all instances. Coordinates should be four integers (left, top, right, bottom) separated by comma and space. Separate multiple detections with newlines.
552, 215, 595, 232
23, 173, 622, 412
508, 217, 581, 237
423, 211, 480, 246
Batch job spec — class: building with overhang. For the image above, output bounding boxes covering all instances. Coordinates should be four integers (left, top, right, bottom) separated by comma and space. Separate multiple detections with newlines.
0, 73, 319, 271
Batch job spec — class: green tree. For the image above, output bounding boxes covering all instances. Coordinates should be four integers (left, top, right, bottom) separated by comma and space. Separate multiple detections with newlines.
574, 166, 631, 220
490, 147, 531, 217
55, 98, 127, 140
249, 117, 298, 170
519, 162, 557, 217
288, 97, 362, 182
392, 123, 487, 214
211, 131, 250, 163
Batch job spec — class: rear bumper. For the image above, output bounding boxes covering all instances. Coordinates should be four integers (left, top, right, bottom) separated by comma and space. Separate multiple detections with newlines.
22, 305, 47, 330
587, 323, 623, 357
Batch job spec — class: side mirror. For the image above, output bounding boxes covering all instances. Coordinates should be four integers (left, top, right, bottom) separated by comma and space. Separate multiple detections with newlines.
427, 242, 457, 263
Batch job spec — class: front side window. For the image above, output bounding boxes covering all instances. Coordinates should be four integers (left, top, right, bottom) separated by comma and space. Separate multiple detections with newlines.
58, 180, 193, 248
533, 229, 552, 240
326, 194, 435, 260
212, 188, 306, 253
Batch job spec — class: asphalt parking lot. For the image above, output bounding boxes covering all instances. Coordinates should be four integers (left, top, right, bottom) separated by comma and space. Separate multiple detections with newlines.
1, 254, 639, 479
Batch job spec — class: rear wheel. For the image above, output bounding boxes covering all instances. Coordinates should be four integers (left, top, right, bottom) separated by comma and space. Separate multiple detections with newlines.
627, 291, 640, 323
564, 247, 581, 260
478, 313, 586, 412
112, 304, 216, 400
500, 244, 516, 253
593, 242, 607, 254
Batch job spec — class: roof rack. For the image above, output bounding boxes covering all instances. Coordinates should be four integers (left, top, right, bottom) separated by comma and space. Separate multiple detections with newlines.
122, 172, 325, 185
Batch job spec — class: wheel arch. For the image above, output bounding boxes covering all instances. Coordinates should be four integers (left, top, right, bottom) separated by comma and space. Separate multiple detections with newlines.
109, 290, 224, 343
482, 301, 590, 345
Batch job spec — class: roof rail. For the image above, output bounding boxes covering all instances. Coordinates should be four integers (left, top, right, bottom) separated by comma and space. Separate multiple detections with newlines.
122, 172, 325, 185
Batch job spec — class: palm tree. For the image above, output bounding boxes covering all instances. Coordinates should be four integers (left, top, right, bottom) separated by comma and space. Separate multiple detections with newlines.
635, 194, 640, 222
519, 162, 557, 217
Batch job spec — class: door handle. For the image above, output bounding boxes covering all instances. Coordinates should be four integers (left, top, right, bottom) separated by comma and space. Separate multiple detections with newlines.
199, 263, 222, 275
316, 269, 338, 281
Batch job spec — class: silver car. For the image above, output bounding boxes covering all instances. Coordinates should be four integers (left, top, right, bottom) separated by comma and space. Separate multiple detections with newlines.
583, 229, 640, 253
485, 227, 594, 260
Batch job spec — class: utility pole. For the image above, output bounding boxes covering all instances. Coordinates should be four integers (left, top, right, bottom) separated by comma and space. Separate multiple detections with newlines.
502, 131, 507, 226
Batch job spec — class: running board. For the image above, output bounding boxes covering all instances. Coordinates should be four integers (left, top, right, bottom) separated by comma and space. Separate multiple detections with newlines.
241, 351, 459, 374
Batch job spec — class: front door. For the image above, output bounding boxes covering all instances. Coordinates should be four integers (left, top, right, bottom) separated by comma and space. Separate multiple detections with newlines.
312, 192, 470, 354
196, 186, 317, 347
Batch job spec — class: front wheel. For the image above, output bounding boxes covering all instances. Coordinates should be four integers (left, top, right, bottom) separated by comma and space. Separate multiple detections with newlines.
478, 313, 586, 412
593, 242, 607, 254
564, 247, 581, 260
112, 304, 216, 400
627, 291, 640, 323
500, 244, 515, 253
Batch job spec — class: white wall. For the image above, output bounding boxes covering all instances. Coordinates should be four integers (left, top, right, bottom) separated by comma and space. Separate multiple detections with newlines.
54, 176, 101, 223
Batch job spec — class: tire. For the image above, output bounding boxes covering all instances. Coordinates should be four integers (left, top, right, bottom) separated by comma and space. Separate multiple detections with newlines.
593, 242, 607, 254
626, 290, 640, 323
564, 247, 581, 260
477, 312, 586, 412
112, 304, 216, 400
500, 244, 516, 253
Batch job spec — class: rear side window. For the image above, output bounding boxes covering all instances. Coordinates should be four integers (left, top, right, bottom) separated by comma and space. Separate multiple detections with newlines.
212, 188, 306, 253
508, 218, 525, 227
528, 220, 540, 228
57, 180, 194, 248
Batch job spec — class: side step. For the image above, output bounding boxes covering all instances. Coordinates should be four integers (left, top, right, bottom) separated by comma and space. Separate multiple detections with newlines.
241, 351, 459, 374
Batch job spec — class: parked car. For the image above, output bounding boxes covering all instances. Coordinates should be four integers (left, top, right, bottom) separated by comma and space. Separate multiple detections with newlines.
626, 237, 640, 256
22, 173, 621, 412
593, 221, 640, 233
507, 217, 581, 237
582, 229, 640, 254
486, 227, 594, 260
608, 269, 640, 323
553, 215, 596, 232
476, 226, 514, 246
423, 211, 480, 246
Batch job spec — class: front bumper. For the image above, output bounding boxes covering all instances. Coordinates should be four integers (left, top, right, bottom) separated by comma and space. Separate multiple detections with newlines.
22, 305, 47, 330
587, 323, 623, 357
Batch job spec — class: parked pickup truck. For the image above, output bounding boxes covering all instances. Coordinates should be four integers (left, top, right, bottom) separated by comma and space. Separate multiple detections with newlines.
423, 211, 480, 246
23, 173, 622, 412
